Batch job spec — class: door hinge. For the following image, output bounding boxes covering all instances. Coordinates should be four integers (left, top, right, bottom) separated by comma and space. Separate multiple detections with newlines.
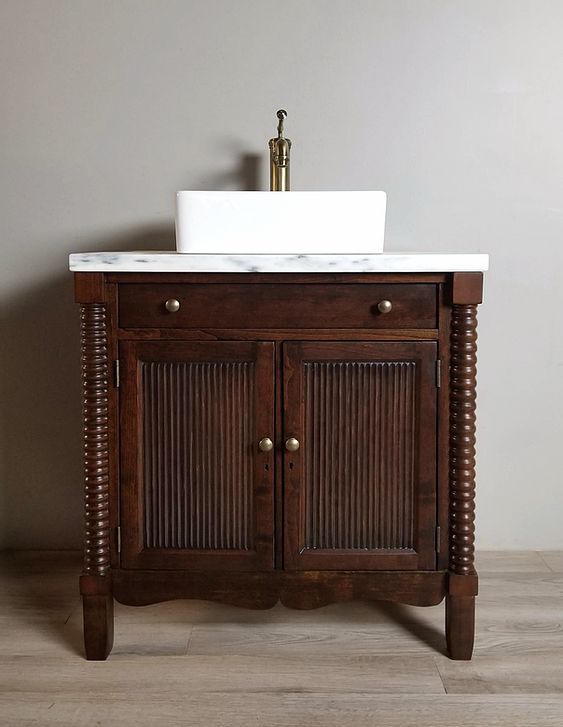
435, 359, 442, 388
435, 525, 441, 553
116, 525, 121, 554
114, 359, 120, 388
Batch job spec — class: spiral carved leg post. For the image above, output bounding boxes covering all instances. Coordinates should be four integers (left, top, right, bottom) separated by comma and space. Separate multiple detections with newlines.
79, 302, 114, 660
446, 302, 478, 660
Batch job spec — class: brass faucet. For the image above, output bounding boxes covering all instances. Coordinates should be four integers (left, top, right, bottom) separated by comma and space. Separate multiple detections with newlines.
269, 109, 291, 191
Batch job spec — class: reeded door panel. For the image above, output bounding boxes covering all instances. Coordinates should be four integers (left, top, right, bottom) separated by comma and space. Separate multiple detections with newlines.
120, 341, 275, 570
283, 341, 437, 570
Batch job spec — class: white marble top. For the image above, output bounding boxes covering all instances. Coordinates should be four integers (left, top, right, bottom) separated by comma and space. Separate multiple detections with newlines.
69, 252, 489, 273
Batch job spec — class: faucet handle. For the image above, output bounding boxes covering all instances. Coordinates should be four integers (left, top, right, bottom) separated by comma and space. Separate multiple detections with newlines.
276, 109, 287, 137
270, 109, 291, 191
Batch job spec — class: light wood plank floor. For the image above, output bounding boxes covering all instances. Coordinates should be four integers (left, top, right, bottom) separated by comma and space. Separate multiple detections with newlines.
0, 550, 562, 726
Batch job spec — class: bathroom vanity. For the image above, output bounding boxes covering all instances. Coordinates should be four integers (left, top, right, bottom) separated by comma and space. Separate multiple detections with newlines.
70, 251, 487, 661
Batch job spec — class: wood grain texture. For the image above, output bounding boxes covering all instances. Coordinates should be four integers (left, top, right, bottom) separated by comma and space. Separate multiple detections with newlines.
118, 283, 438, 329
74, 272, 106, 303
283, 341, 437, 571
436, 283, 451, 569
2, 694, 562, 727
112, 570, 447, 608
72, 271, 484, 661
449, 304, 478, 576
79, 304, 115, 659
5, 553, 563, 653
538, 551, 563, 572
186, 622, 447, 657
274, 342, 284, 568
446, 303, 479, 660
117, 327, 440, 341
141, 360, 254, 551
0, 655, 445, 693
436, 653, 563, 694
446, 595, 475, 660
120, 341, 275, 571
80, 304, 111, 577
108, 271, 448, 285
477, 551, 552, 573
3, 552, 563, 725
451, 272, 484, 305
303, 361, 416, 551
82, 594, 114, 661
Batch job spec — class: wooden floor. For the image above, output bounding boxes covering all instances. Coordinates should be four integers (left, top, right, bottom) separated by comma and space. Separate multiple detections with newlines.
0, 551, 562, 726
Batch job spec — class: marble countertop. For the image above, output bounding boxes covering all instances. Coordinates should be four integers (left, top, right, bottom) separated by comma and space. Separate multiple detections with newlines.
69, 252, 489, 273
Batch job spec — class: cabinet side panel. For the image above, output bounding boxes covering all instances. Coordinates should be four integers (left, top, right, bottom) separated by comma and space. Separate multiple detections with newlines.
141, 360, 254, 550
303, 361, 416, 551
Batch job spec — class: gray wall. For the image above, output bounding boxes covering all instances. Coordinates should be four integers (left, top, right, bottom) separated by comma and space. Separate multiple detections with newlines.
1, 0, 561, 549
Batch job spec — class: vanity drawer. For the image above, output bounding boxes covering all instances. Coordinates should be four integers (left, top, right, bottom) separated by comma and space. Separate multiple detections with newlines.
118, 283, 437, 329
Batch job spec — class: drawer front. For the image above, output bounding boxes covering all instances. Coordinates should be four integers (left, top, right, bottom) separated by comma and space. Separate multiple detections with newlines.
118, 283, 437, 329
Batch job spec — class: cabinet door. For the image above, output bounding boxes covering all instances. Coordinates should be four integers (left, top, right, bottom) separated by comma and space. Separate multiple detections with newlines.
120, 341, 275, 570
283, 341, 437, 570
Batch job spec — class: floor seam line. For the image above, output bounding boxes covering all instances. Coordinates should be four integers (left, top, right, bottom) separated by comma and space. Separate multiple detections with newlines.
537, 551, 556, 573
432, 656, 448, 695
186, 624, 195, 655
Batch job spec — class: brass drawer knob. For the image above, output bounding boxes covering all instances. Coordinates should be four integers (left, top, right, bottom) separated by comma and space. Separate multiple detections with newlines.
258, 437, 274, 452
377, 299, 392, 314
165, 298, 180, 313
285, 437, 300, 452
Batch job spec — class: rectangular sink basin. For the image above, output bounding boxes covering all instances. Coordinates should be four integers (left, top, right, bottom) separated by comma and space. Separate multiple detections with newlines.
175, 190, 386, 254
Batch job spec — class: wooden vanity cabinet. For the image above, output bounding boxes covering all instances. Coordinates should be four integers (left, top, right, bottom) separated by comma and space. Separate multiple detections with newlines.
75, 271, 482, 661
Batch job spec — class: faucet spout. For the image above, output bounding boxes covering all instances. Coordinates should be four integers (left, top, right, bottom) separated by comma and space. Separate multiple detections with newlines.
269, 109, 291, 191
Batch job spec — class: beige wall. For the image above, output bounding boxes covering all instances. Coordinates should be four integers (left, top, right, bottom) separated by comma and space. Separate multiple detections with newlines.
1, 0, 562, 549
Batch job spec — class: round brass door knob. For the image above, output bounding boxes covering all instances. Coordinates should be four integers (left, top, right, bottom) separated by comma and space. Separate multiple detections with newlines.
258, 437, 274, 452
165, 298, 180, 312
377, 299, 392, 314
285, 437, 300, 452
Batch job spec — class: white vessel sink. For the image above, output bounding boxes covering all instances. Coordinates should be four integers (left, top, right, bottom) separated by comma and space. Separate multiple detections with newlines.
175, 190, 386, 254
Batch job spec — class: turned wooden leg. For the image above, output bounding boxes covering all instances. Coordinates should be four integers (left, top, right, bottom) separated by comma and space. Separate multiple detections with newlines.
79, 301, 114, 660
447, 290, 480, 660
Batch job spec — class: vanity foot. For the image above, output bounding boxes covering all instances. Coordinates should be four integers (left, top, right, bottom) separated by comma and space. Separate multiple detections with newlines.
83, 594, 114, 661
446, 595, 475, 660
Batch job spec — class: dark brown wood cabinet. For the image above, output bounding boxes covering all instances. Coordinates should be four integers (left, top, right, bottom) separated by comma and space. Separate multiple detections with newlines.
283, 340, 437, 572
119, 340, 275, 572
75, 270, 483, 661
